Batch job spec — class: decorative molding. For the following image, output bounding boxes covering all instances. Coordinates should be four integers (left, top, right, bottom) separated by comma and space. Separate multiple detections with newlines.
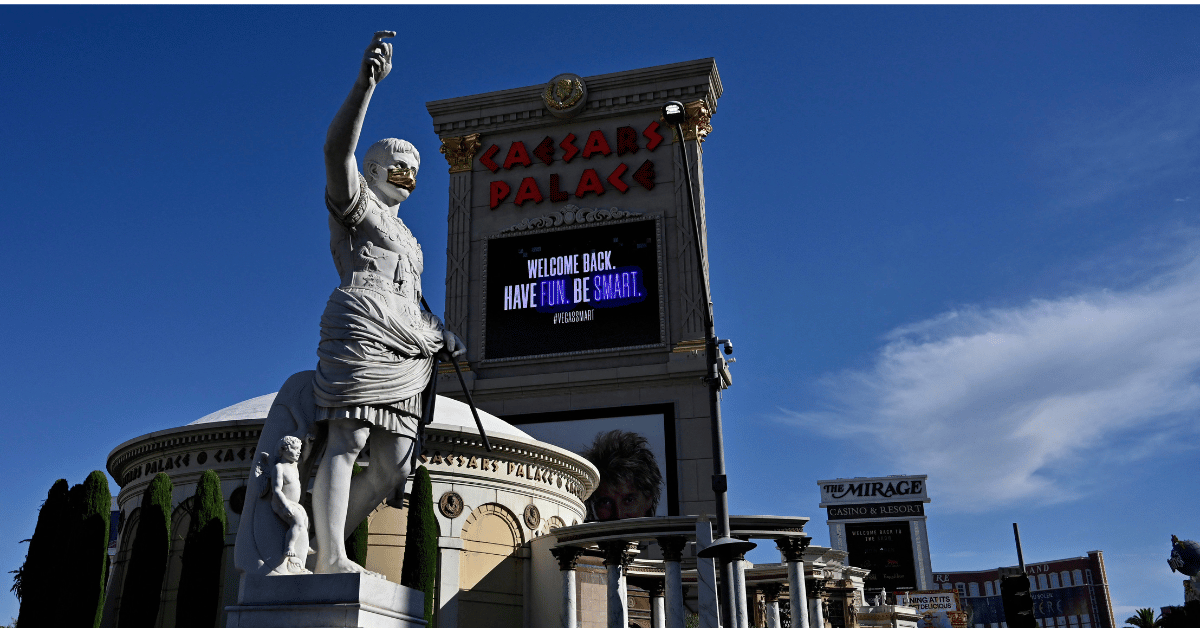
671, 339, 705, 354
426, 58, 720, 137
439, 491, 465, 518
664, 99, 716, 143
439, 133, 482, 174
550, 545, 584, 571
658, 536, 688, 562
523, 504, 542, 529
500, 204, 644, 233
436, 361, 470, 375
444, 172, 471, 336
462, 502, 524, 546
776, 537, 812, 563
600, 540, 636, 568
684, 99, 713, 142
542, 73, 587, 119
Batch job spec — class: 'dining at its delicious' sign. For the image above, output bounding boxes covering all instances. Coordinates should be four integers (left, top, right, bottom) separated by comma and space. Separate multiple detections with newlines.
484, 217, 662, 360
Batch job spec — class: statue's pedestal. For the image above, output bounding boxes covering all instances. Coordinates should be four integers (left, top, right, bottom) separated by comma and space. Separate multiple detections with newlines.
225, 573, 426, 628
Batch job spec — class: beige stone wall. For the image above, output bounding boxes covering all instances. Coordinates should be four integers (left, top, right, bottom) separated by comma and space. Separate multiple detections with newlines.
365, 503, 409, 582
458, 504, 525, 628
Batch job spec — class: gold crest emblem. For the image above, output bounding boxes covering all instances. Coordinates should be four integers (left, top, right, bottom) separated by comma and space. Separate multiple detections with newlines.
543, 77, 584, 111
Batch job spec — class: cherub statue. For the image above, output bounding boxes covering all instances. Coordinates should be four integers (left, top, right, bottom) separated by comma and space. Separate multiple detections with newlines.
262, 436, 310, 574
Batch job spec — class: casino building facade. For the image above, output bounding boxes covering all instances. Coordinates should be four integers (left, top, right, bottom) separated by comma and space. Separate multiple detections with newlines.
932, 553, 1116, 628
101, 391, 865, 628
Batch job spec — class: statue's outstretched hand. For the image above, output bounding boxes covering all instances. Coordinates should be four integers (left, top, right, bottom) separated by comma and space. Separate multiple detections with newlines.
361, 31, 394, 86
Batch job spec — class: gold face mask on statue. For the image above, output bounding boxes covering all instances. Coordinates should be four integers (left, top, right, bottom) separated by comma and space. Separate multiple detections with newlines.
387, 165, 417, 193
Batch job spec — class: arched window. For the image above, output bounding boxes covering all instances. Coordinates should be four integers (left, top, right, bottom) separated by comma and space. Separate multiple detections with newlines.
1049, 572, 1060, 588
984, 581, 994, 597
104, 507, 141, 626
969, 582, 980, 597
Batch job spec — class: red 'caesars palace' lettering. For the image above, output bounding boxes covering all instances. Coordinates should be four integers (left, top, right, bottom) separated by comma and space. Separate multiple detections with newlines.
483, 121, 665, 209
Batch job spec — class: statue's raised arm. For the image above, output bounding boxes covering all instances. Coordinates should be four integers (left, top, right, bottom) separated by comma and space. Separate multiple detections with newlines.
324, 31, 395, 210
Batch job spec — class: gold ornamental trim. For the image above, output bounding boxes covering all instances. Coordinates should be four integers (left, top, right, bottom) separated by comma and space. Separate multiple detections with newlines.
440, 133, 483, 174
672, 339, 706, 353
437, 361, 471, 374
684, 100, 713, 142
543, 77, 584, 111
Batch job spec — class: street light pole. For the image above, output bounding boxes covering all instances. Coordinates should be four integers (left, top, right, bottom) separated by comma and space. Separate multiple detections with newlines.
662, 100, 756, 628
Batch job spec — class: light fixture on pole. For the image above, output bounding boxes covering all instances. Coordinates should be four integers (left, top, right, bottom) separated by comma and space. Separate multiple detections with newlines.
661, 100, 756, 628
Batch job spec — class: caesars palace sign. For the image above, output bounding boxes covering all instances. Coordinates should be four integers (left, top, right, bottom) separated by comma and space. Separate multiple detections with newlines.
481, 120, 665, 210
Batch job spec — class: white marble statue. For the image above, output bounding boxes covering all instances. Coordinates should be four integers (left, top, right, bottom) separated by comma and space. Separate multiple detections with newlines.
233, 31, 464, 579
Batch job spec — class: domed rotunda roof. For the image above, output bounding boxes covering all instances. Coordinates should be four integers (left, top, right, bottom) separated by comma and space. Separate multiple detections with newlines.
188, 392, 530, 439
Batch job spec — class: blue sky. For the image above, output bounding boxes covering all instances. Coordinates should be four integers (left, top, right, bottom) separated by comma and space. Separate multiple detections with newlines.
3, 5, 1200, 621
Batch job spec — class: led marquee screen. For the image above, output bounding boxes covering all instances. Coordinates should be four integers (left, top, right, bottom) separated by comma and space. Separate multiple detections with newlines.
485, 218, 661, 360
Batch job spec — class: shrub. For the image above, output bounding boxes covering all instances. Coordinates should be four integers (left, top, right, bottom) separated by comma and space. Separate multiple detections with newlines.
176, 470, 227, 628
400, 466, 438, 625
116, 473, 173, 628
69, 471, 112, 628
15, 479, 71, 628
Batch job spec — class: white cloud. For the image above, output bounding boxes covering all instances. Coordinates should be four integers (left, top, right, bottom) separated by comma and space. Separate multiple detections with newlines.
779, 248, 1200, 513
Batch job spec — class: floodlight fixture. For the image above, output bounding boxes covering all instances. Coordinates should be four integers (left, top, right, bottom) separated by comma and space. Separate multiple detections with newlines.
661, 101, 687, 126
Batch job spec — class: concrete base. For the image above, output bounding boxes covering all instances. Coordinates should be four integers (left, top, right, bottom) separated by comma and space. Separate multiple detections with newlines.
225, 573, 426, 628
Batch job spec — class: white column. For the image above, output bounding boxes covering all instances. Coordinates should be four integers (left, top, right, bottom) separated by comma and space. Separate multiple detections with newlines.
602, 541, 630, 628
652, 584, 666, 628
659, 536, 688, 628
696, 519, 721, 628
776, 537, 811, 628
437, 537, 464, 628
733, 553, 749, 628
763, 584, 782, 628
551, 547, 584, 628
809, 598, 823, 628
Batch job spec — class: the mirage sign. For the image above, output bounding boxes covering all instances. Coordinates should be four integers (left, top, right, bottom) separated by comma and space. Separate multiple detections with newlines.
817, 475, 929, 506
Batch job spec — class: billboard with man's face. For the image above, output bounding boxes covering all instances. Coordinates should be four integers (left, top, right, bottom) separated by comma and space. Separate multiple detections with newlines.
505, 406, 676, 520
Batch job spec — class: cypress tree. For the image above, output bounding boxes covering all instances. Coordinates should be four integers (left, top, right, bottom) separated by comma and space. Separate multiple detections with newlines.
16, 479, 72, 628
176, 470, 227, 628
117, 472, 173, 628
345, 463, 369, 567
400, 466, 438, 626
68, 470, 111, 628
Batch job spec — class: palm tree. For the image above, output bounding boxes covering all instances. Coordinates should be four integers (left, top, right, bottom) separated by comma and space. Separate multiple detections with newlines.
1125, 608, 1160, 628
